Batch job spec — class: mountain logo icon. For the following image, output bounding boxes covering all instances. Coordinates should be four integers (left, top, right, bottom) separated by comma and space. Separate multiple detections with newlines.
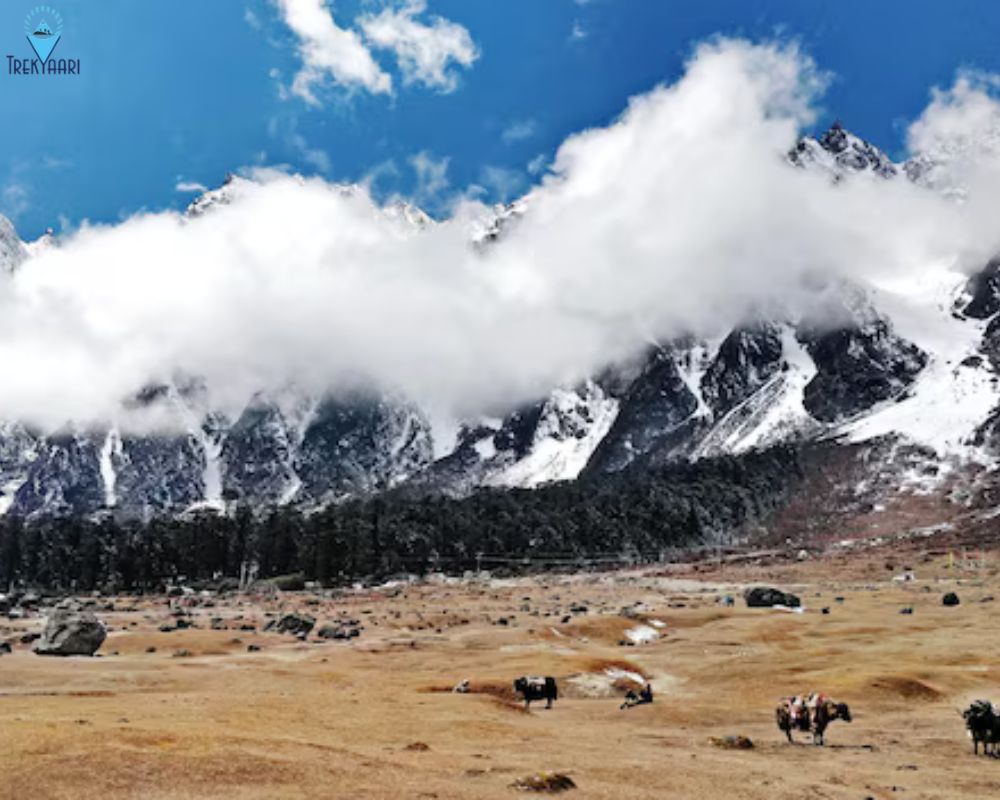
23, 6, 63, 64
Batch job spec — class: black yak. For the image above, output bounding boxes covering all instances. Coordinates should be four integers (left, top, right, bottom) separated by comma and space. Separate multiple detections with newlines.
963, 700, 1000, 755
513, 676, 558, 709
776, 693, 852, 745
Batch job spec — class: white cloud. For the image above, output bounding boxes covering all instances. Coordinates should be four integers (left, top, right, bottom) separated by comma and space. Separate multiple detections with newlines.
479, 165, 524, 201
569, 20, 588, 41
526, 153, 547, 175
175, 180, 209, 194
908, 71, 1000, 188
359, 0, 478, 92
5, 39, 1000, 430
1, 184, 29, 219
244, 7, 262, 29
290, 133, 332, 173
275, 0, 392, 104
409, 150, 450, 203
502, 119, 537, 144
41, 156, 72, 171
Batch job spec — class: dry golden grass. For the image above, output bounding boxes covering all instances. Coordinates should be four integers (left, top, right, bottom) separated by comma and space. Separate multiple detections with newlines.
2, 551, 1000, 798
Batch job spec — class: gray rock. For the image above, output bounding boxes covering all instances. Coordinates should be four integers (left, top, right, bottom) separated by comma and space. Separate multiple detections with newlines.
316, 621, 361, 640
33, 609, 106, 656
264, 613, 315, 637
743, 586, 801, 608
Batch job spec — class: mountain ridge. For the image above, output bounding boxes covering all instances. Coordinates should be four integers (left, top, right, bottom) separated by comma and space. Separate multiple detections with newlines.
0, 122, 999, 520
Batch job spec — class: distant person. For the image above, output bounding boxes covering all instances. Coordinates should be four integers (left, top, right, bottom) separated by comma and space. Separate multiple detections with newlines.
620, 683, 654, 710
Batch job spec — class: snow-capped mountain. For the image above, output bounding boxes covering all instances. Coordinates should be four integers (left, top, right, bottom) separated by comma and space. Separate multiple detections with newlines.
2, 122, 1000, 519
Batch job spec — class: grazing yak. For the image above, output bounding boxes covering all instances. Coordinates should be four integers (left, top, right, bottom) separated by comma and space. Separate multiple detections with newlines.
513, 676, 558, 709
776, 693, 852, 745
963, 700, 1000, 755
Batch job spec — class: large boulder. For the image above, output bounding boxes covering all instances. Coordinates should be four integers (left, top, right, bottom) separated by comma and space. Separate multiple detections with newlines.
743, 586, 801, 609
33, 609, 106, 656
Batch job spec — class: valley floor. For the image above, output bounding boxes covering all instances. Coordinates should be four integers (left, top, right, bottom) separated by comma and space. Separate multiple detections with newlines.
2, 546, 1000, 799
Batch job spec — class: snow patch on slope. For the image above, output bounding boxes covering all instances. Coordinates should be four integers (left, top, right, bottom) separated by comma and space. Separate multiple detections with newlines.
99, 427, 122, 508
841, 267, 999, 459
490, 381, 619, 488
693, 325, 817, 457
676, 340, 718, 419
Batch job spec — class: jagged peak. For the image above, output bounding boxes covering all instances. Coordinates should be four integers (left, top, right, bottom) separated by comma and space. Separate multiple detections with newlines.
789, 121, 898, 180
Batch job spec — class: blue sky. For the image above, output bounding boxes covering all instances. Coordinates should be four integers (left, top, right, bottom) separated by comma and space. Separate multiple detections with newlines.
2, 0, 1000, 239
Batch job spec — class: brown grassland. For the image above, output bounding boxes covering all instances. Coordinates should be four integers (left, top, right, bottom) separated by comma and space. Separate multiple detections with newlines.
2, 545, 1000, 799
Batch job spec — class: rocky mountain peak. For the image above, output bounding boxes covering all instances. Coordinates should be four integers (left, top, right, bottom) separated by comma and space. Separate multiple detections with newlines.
790, 121, 898, 179
0, 215, 28, 274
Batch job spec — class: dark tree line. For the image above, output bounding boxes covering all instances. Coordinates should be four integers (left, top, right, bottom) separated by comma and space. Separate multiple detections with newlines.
0, 447, 800, 593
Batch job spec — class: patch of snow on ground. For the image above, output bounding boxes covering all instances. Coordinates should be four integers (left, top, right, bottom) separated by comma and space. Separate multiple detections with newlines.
624, 624, 659, 644
605, 667, 646, 685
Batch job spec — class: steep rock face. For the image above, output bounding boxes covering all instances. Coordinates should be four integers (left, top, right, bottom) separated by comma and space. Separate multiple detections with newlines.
221, 400, 308, 506
293, 393, 433, 504
799, 317, 927, 423
487, 381, 620, 487
701, 323, 785, 416
0, 423, 40, 513
586, 346, 701, 474
110, 432, 207, 517
11, 428, 106, 517
961, 258, 1000, 320
958, 257, 1000, 377
409, 381, 621, 494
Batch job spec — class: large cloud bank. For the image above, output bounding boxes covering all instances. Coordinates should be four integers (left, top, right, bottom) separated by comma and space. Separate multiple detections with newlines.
7, 39, 1000, 430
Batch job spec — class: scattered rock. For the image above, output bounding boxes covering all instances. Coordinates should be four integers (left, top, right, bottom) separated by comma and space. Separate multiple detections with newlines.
942, 592, 960, 607
316, 621, 361, 640
710, 735, 754, 750
510, 773, 576, 793
33, 610, 106, 657
900, 607, 914, 615
0, 641, 11, 654
405, 741, 430, 752
172, 649, 193, 658
264, 613, 315, 637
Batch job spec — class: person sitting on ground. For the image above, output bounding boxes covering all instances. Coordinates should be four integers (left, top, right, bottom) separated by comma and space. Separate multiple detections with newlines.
620, 683, 654, 710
